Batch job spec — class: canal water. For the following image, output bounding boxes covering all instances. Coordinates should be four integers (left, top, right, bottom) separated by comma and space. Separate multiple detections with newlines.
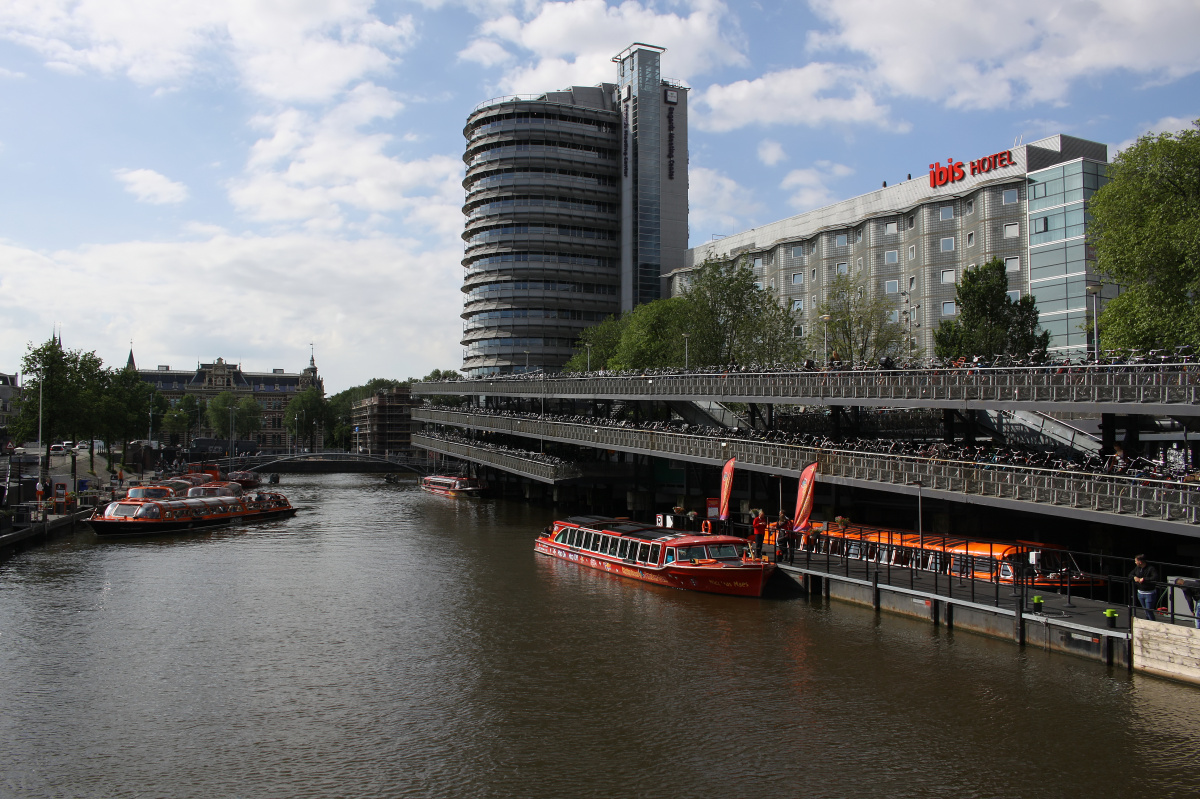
1, 474, 1198, 798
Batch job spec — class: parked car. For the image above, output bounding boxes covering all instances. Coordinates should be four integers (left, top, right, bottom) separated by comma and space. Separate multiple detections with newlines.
73, 442, 90, 452
49, 444, 68, 455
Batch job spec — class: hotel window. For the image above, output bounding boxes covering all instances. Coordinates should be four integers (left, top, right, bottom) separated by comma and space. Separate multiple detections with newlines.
1033, 183, 1047, 199
857, 287, 865, 299
1004, 223, 1019, 238
966, 231, 974, 247
889, 309, 900, 323
941, 269, 956, 284
1007, 290, 1021, 303
885, 279, 899, 294
793, 325, 805, 338
885, 221, 898, 235
1002, 189, 1018, 204
836, 262, 849, 275
753, 256, 763, 269
792, 299, 804, 312
908, 244, 917, 260
1032, 217, 1048, 233
942, 301, 957, 315
907, 215, 915, 229
966, 199, 974, 215
791, 272, 803, 285
857, 257, 863, 271
770, 278, 775, 290
753, 281, 762, 289
835, 233, 848, 247
812, 293, 817, 306
811, 268, 817, 282
791, 246, 804, 258
1005, 256, 1020, 272
909, 275, 916, 290
940, 237, 955, 252
884, 250, 899, 264
940, 206, 954, 221
855, 229, 863, 243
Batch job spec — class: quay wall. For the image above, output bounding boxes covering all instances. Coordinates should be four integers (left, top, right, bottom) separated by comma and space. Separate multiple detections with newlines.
1133, 621, 1200, 686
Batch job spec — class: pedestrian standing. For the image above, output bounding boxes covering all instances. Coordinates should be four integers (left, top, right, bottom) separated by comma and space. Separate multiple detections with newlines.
751, 509, 767, 559
1129, 555, 1159, 621
777, 509, 794, 563
1174, 578, 1200, 629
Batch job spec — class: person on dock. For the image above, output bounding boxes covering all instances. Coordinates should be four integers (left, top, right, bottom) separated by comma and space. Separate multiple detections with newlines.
1129, 555, 1159, 621
1174, 578, 1200, 629
777, 509, 794, 563
751, 509, 767, 559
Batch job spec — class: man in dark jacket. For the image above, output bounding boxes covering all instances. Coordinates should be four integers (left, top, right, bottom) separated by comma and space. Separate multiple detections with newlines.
1130, 555, 1159, 621
1174, 577, 1200, 629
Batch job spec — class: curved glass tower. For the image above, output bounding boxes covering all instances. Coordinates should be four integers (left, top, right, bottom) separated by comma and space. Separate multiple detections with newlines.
461, 86, 622, 376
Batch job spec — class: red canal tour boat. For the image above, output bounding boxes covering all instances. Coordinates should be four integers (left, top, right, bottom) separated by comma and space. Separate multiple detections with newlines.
535, 516, 775, 597
420, 475, 484, 498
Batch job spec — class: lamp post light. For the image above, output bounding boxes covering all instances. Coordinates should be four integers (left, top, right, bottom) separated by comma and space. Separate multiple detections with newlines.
523, 350, 530, 373
585, 342, 593, 372
820, 314, 832, 366
682, 333, 690, 370
1085, 283, 1102, 361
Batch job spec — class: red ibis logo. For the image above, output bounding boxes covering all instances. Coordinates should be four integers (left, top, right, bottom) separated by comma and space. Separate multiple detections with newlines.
929, 149, 1015, 188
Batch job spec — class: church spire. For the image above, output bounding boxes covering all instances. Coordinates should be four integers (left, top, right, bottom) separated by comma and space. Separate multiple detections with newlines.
127, 340, 136, 370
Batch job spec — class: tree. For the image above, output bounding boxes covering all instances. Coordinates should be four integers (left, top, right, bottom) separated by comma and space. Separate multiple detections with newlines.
100, 365, 154, 467
204, 392, 262, 446
607, 297, 693, 370
284, 387, 327, 452
808, 274, 906, 364
562, 314, 629, 372
235, 397, 263, 440
682, 258, 803, 365
1088, 119, 1200, 351
933, 258, 1049, 360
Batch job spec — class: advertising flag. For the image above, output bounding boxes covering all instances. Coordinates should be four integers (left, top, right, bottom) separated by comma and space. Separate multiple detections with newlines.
793, 462, 819, 532
718, 457, 736, 521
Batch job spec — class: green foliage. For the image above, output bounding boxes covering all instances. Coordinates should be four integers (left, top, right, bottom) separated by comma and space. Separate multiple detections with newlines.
1088, 119, 1200, 351
284, 387, 327, 450
206, 391, 263, 440
933, 258, 1049, 360
562, 314, 629, 372
561, 259, 803, 371
807, 273, 906, 364
422, 368, 461, 382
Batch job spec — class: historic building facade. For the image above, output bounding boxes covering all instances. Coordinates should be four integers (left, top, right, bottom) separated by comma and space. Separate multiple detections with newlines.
134, 353, 324, 453
460, 43, 689, 376
671, 134, 1111, 358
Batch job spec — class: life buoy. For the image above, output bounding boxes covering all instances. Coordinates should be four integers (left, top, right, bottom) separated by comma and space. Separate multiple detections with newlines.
701, 520, 713, 534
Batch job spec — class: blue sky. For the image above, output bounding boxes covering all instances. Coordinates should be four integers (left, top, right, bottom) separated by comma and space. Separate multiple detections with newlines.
1, 0, 1197, 393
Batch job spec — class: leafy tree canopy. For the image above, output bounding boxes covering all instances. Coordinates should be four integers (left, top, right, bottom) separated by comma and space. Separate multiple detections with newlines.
1088, 119, 1200, 351
933, 258, 1049, 360
807, 273, 907, 365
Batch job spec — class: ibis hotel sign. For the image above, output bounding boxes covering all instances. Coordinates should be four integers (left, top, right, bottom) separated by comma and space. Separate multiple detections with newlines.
929, 149, 1016, 188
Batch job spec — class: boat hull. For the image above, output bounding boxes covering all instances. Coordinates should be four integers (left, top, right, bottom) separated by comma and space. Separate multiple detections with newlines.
420, 485, 482, 498
87, 506, 297, 538
535, 539, 772, 597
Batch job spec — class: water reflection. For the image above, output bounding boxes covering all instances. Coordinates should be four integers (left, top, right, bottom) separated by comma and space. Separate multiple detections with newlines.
0, 473, 1196, 798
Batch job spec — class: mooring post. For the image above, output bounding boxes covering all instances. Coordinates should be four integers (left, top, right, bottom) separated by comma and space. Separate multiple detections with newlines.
872, 570, 880, 611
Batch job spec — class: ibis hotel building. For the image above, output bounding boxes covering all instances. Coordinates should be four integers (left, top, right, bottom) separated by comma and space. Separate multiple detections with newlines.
673, 134, 1111, 358
460, 44, 689, 376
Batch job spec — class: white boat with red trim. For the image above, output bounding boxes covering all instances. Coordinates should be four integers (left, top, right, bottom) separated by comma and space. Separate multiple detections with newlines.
420, 475, 484, 498
535, 515, 774, 597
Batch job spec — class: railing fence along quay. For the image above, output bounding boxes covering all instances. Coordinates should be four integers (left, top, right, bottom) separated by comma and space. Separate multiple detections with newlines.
411, 434, 583, 484
413, 364, 1200, 413
412, 408, 1200, 533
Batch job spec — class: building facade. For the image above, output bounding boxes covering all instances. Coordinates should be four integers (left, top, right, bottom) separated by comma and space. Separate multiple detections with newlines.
350, 386, 418, 456
135, 354, 324, 453
0, 372, 18, 447
460, 43, 688, 376
672, 134, 1111, 358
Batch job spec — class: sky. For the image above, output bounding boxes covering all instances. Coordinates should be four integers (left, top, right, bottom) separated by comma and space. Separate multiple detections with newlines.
1, 0, 1197, 394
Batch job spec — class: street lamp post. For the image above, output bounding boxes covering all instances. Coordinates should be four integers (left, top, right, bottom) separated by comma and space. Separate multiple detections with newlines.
524, 350, 530, 373
585, 343, 592, 372
228, 405, 235, 470
682, 333, 690, 370
820, 314, 832, 366
1085, 283, 1102, 360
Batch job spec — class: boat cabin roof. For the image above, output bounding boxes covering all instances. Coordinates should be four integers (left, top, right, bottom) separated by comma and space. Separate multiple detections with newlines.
557, 516, 743, 545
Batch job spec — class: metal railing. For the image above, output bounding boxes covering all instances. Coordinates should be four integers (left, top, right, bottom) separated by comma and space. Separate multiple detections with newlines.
414, 363, 1200, 412
413, 408, 1200, 526
412, 434, 582, 483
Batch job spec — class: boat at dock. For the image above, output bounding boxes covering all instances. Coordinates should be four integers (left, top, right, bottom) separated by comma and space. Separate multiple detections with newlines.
86, 488, 297, 537
420, 475, 484, 497
535, 515, 774, 597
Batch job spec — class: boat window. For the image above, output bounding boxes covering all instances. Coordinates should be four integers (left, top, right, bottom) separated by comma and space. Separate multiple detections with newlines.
554, 529, 569, 544
604, 536, 618, 555
568, 529, 580, 547
649, 544, 660, 564
677, 545, 705, 561
665, 547, 676, 564
618, 539, 630, 559
580, 531, 591, 550
134, 504, 160, 519
636, 543, 650, 563
111, 503, 140, 517
591, 534, 603, 552
707, 543, 741, 560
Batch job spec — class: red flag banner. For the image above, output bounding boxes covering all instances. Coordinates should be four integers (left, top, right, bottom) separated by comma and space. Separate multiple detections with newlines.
793, 462, 819, 532
718, 457, 736, 521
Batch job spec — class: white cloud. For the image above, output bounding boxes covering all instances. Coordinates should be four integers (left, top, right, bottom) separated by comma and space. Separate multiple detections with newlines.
0, 233, 465, 390
457, 38, 513, 68
695, 63, 903, 133
808, 0, 1200, 110
113, 168, 189, 204
757, 139, 786, 166
1114, 114, 1198, 153
0, 0, 416, 102
463, 0, 747, 95
228, 83, 465, 235
689, 166, 765, 237
0, 66, 25, 78
780, 160, 853, 212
